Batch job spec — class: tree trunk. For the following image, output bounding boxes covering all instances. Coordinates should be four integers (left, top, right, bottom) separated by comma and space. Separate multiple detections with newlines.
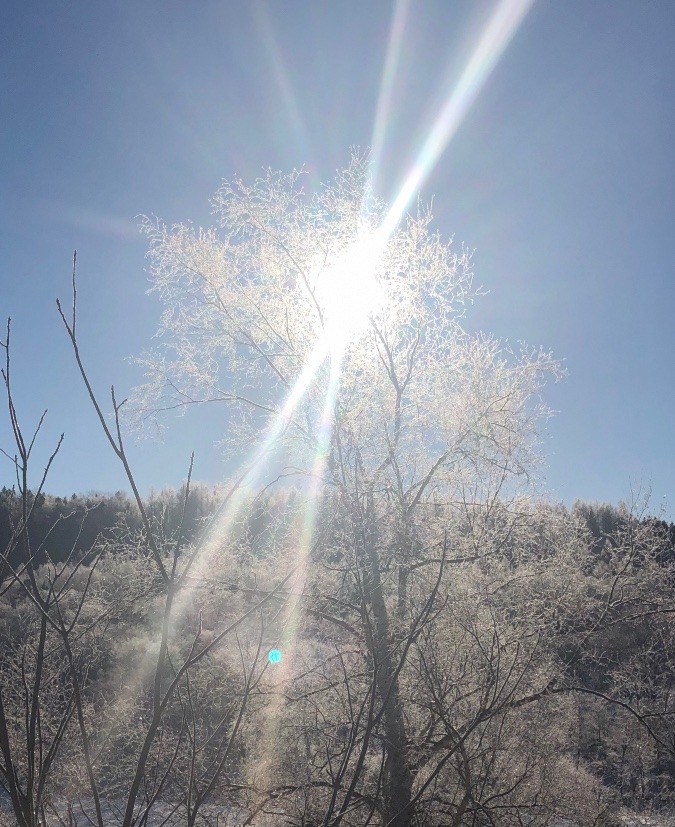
357, 493, 414, 827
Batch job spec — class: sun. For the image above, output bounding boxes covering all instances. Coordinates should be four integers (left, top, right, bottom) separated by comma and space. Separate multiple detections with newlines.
312, 229, 387, 354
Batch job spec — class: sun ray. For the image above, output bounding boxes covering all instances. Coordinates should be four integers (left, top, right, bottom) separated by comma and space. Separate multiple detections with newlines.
382, 0, 535, 238
368, 0, 412, 189
251, 348, 344, 797
86, 339, 335, 785
253, 1, 310, 156
172, 334, 332, 590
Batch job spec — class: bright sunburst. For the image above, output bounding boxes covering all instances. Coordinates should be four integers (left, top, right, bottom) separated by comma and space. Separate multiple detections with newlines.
312, 229, 387, 354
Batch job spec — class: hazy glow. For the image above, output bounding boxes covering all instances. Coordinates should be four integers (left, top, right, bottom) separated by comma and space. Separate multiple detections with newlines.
382, 0, 535, 237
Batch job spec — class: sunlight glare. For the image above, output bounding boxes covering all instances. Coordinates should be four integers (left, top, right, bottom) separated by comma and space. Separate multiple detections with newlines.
313, 230, 386, 354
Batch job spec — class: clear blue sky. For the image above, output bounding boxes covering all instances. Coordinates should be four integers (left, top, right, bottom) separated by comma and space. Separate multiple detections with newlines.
1, 1, 674, 516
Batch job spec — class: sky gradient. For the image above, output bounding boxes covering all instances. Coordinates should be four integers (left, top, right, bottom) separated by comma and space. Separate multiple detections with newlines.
2, 1, 674, 516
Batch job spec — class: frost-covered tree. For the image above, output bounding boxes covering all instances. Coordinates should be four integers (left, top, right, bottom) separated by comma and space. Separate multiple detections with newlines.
131, 154, 567, 826
134, 154, 559, 488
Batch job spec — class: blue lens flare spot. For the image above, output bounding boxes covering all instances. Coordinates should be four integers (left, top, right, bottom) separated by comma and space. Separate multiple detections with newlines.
268, 649, 282, 664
